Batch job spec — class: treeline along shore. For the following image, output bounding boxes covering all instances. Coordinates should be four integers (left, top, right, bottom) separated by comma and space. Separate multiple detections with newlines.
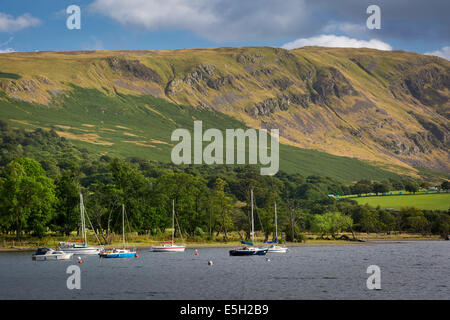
0, 122, 449, 247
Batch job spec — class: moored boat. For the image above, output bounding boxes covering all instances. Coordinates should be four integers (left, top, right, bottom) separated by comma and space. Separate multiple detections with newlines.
267, 244, 289, 253
58, 193, 103, 255
266, 202, 288, 253
151, 241, 186, 252
229, 246, 268, 256
32, 247, 73, 261
99, 204, 137, 259
58, 241, 102, 255
229, 189, 268, 256
151, 200, 186, 252
98, 248, 137, 258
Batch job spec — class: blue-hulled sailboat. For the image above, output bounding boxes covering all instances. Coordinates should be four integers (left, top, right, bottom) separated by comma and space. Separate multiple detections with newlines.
99, 204, 137, 259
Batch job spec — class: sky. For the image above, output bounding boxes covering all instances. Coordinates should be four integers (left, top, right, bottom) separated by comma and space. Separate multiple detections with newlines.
0, 0, 449, 59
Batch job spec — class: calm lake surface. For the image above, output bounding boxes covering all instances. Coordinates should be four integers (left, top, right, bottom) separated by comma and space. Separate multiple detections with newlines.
0, 241, 449, 300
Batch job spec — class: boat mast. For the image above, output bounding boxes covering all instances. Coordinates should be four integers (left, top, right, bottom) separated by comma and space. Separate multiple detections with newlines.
274, 201, 278, 239
172, 199, 175, 243
122, 204, 125, 249
251, 189, 254, 244
80, 193, 87, 246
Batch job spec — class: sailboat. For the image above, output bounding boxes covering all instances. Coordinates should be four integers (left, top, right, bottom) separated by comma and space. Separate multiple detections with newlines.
266, 202, 288, 253
58, 193, 103, 255
99, 204, 137, 258
229, 189, 268, 256
151, 200, 186, 252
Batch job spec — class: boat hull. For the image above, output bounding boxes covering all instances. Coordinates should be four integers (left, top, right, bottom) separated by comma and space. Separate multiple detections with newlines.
99, 252, 137, 258
58, 242, 103, 255
58, 247, 102, 255
229, 248, 268, 256
32, 253, 73, 261
151, 246, 186, 252
267, 245, 289, 253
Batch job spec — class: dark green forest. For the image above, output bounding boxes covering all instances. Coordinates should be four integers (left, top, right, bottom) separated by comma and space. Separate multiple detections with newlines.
0, 121, 449, 243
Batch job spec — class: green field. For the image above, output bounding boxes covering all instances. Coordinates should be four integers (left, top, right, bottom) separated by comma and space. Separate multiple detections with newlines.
353, 192, 450, 210
0, 86, 400, 183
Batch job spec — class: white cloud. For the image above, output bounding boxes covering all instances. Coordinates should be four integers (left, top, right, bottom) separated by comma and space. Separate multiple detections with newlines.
0, 13, 41, 32
89, 0, 312, 41
281, 34, 392, 51
0, 48, 15, 53
424, 46, 450, 60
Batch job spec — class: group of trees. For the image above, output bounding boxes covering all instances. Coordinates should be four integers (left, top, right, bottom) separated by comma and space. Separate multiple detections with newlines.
0, 123, 448, 242
349, 178, 425, 195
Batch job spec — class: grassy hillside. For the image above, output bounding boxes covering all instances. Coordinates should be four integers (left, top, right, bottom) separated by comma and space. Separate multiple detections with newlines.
0, 85, 400, 182
354, 192, 450, 210
0, 47, 448, 180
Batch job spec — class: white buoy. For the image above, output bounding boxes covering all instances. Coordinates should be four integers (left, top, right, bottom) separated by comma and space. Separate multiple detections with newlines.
266, 258, 270, 262
208, 260, 213, 266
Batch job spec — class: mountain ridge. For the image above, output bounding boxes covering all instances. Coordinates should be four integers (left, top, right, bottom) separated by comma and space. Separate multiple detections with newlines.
0, 46, 448, 176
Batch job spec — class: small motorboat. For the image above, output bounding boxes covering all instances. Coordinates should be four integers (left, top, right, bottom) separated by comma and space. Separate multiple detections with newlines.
99, 248, 137, 258
32, 247, 73, 261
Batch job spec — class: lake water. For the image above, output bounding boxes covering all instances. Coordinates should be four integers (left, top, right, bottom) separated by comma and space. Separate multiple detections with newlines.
0, 241, 449, 300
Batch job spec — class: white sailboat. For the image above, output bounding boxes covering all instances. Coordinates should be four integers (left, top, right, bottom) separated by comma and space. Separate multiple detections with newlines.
229, 189, 268, 256
151, 200, 186, 252
267, 202, 288, 253
58, 193, 103, 255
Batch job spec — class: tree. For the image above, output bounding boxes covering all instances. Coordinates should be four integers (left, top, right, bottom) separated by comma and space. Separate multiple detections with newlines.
372, 181, 390, 195
210, 178, 233, 241
153, 172, 208, 236
352, 180, 372, 195
109, 158, 152, 233
0, 158, 56, 239
378, 210, 396, 234
441, 181, 450, 191
360, 210, 380, 233
404, 180, 419, 194
51, 168, 80, 236
436, 213, 450, 240
407, 215, 430, 235
310, 212, 353, 239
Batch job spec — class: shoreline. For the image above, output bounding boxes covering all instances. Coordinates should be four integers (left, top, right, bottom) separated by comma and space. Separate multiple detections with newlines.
0, 237, 445, 252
